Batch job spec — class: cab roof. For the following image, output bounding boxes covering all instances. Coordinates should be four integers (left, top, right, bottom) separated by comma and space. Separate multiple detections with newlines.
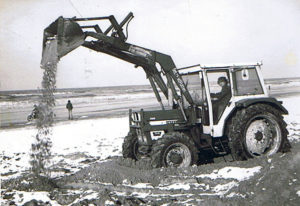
178, 62, 262, 75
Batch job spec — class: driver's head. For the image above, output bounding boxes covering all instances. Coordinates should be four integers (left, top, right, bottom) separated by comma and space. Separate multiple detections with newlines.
217, 77, 228, 86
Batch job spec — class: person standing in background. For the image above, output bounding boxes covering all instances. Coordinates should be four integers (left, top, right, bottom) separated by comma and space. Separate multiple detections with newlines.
66, 100, 73, 120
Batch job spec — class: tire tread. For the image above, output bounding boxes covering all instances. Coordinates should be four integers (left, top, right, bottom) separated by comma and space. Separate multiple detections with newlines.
151, 132, 199, 168
227, 103, 291, 160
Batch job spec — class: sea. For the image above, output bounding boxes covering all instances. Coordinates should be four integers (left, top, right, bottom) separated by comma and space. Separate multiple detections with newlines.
1, 77, 300, 128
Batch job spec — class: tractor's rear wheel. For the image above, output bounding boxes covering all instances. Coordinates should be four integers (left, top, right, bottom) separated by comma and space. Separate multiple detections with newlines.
122, 133, 140, 160
151, 132, 198, 168
228, 104, 291, 160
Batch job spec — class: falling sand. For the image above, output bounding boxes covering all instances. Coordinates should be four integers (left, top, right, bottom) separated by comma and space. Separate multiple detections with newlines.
30, 38, 59, 176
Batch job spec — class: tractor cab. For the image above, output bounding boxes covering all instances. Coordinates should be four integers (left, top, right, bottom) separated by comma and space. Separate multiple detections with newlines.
179, 63, 268, 137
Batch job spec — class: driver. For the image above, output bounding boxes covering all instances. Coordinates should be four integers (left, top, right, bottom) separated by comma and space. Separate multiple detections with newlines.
211, 77, 231, 122
211, 77, 230, 101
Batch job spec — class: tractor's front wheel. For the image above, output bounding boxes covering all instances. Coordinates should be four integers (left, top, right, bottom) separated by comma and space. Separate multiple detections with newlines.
228, 104, 291, 160
122, 133, 140, 160
151, 132, 198, 168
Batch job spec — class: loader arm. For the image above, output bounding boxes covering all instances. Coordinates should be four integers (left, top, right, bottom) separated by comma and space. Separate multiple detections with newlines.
42, 12, 195, 118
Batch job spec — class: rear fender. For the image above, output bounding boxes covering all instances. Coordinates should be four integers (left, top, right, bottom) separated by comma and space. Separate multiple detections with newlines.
218, 97, 288, 138
235, 97, 288, 114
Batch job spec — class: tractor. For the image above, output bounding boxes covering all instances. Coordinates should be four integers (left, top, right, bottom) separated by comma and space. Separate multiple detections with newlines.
42, 12, 291, 168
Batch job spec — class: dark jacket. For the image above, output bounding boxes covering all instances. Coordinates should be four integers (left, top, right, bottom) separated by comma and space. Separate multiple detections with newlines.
32, 106, 39, 118
66, 102, 73, 110
211, 85, 231, 104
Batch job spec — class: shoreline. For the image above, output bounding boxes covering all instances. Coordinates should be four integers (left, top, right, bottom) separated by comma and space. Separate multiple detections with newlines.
1, 91, 300, 131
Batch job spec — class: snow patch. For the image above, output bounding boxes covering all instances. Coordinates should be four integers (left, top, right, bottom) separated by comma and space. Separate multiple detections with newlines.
131, 191, 151, 198
105, 200, 115, 205
72, 190, 99, 204
9, 191, 60, 206
212, 181, 239, 196
0, 117, 128, 179
158, 182, 191, 190
122, 181, 154, 189
282, 96, 300, 142
197, 166, 262, 181
226, 192, 246, 198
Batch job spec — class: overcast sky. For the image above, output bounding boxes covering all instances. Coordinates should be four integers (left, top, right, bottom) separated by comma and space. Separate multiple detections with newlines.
0, 0, 300, 91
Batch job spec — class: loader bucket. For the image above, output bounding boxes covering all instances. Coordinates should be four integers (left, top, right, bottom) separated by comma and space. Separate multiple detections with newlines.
42, 16, 85, 59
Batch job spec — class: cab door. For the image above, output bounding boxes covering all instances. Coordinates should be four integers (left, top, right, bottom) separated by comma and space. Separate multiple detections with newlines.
206, 70, 232, 125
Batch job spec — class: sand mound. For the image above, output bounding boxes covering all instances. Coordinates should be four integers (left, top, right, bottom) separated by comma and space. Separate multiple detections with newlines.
55, 145, 300, 205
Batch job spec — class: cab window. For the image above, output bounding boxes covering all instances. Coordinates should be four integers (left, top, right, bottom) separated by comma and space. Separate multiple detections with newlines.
232, 68, 263, 96
182, 72, 205, 107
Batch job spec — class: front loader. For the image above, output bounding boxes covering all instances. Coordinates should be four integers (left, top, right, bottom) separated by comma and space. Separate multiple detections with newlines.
42, 13, 291, 168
